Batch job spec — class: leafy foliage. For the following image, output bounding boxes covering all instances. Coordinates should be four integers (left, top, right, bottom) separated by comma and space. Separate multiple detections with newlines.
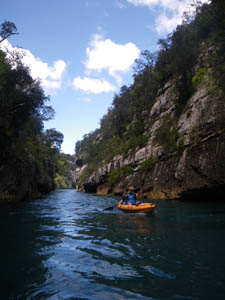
107, 166, 133, 185
121, 135, 148, 157
0, 26, 64, 201
141, 156, 158, 172
0, 21, 18, 43
192, 68, 208, 87
54, 153, 74, 189
153, 117, 184, 153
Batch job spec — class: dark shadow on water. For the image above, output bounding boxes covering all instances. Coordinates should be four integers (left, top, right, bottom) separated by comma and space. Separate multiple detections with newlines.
0, 201, 63, 299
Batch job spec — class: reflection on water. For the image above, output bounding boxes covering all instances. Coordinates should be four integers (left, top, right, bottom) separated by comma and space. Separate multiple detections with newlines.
118, 214, 155, 234
0, 189, 225, 300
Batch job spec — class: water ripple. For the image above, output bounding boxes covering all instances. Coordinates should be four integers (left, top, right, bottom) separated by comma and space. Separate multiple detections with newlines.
143, 265, 176, 279
1, 189, 225, 300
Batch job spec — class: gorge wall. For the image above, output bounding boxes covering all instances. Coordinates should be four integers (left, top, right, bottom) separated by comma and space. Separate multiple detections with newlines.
73, 75, 225, 200
73, 0, 225, 200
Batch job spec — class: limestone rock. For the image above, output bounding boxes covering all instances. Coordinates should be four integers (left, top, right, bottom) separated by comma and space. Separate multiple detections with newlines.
73, 66, 225, 200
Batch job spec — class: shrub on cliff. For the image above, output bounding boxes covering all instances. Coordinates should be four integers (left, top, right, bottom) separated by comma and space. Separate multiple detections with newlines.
107, 166, 133, 185
141, 156, 158, 172
153, 117, 184, 153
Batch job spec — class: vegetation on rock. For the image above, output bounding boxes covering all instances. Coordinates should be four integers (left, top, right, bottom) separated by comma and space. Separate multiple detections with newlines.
107, 166, 133, 185
140, 156, 158, 172
153, 117, 184, 153
54, 153, 75, 189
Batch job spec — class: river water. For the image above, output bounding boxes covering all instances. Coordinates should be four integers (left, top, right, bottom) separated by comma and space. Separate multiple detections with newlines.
0, 189, 225, 300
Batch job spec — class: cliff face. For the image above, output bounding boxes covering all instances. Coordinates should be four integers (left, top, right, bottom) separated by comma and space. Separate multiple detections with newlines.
72, 0, 225, 200
74, 70, 225, 200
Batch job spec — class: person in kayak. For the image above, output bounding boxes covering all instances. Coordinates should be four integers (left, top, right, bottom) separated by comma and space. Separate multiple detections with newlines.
119, 186, 141, 205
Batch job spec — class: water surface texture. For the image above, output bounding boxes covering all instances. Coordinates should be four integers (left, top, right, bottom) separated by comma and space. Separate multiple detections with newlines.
1, 189, 225, 300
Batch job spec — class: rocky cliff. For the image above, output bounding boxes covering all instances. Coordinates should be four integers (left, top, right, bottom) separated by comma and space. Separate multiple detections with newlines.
73, 66, 225, 200
73, 0, 225, 200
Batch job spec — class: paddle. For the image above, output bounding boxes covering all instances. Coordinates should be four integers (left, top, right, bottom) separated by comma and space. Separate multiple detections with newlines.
104, 203, 118, 211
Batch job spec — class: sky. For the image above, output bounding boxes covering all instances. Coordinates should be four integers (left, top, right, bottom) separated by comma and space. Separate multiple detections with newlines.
1, 0, 209, 154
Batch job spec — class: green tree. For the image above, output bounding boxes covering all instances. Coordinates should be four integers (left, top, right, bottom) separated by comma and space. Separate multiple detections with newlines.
44, 129, 64, 150
0, 21, 18, 43
0, 22, 65, 202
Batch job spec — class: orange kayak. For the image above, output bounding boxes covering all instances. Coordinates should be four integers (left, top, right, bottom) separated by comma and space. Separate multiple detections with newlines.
117, 203, 155, 214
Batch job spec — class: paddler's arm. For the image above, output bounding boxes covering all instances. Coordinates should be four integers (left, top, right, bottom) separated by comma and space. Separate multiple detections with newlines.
135, 193, 143, 205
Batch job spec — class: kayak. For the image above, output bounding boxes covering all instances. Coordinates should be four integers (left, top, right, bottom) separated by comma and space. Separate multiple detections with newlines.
117, 203, 155, 214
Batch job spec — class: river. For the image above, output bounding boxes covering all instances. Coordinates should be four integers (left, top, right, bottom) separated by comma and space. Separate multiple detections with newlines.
0, 189, 225, 300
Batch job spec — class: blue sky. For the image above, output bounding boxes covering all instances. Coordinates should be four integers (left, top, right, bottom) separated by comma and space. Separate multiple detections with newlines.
1, 0, 208, 154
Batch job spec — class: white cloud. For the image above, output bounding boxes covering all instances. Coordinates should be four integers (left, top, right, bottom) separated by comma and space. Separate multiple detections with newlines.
127, 0, 159, 6
155, 13, 181, 34
127, 0, 210, 34
71, 33, 140, 95
85, 34, 140, 82
0, 39, 66, 93
73, 76, 116, 94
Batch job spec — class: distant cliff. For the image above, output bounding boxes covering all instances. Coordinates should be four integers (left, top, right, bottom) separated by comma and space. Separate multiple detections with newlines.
54, 154, 76, 189
73, 1, 225, 200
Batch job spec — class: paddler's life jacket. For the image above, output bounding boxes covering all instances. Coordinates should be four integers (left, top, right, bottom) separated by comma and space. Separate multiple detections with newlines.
124, 192, 136, 205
